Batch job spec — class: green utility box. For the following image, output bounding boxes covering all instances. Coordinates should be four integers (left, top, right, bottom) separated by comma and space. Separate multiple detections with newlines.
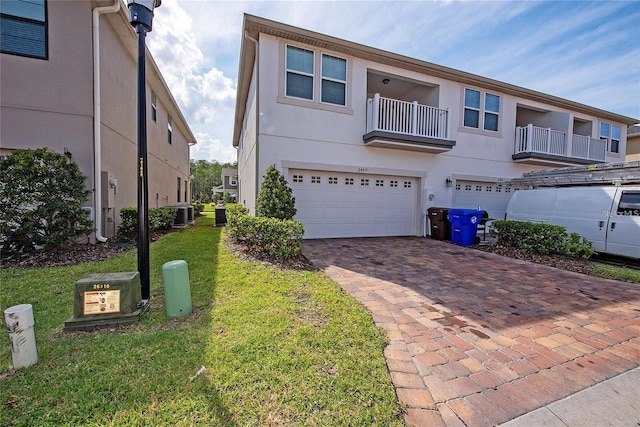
162, 260, 192, 318
64, 272, 149, 332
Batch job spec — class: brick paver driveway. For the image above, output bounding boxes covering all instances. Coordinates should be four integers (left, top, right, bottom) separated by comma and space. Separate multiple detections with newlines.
303, 237, 640, 427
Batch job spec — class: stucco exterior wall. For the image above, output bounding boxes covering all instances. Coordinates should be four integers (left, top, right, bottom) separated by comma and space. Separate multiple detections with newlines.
0, 1, 95, 186
0, 1, 195, 239
237, 60, 259, 213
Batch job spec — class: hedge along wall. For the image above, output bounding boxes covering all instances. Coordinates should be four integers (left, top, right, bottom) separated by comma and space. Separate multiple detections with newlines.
225, 203, 304, 260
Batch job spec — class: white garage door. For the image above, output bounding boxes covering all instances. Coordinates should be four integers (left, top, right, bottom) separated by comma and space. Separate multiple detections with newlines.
289, 169, 418, 238
453, 180, 521, 220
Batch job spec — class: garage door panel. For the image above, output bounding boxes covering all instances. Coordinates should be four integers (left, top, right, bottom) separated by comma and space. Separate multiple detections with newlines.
453, 181, 520, 220
290, 169, 417, 238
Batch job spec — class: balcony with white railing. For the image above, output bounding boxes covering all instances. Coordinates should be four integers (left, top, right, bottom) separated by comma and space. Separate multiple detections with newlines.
513, 124, 607, 166
363, 93, 455, 153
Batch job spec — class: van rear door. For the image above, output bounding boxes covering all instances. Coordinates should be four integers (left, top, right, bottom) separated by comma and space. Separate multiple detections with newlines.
605, 189, 640, 259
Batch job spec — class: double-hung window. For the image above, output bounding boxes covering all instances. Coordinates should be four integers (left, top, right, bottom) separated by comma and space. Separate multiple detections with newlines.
600, 122, 621, 153
321, 54, 346, 106
0, 0, 47, 59
463, 88, 500, 132
285, 44, 348, 107
286, 45, 314, 100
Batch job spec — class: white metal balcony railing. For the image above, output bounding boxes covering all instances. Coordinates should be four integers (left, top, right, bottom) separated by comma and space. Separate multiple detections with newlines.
366, 93, 449, 140
515, 124, 606, 162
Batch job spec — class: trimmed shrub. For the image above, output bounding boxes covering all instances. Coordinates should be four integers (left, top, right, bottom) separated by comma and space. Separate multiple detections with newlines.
256, 165, 296, 220
117, 207, 177, 240
193, 202, 205, 216
0, 148, 92, 257
490, 220, 594, 260
226, 203, 304, 259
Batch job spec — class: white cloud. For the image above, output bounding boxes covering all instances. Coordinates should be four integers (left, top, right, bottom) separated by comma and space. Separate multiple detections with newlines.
189, 132, 237, 163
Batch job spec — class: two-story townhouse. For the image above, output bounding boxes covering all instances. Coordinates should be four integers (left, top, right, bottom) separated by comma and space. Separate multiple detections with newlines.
233, 14, 638, 239
221, 168, 238, 201
0, 0, 196, 241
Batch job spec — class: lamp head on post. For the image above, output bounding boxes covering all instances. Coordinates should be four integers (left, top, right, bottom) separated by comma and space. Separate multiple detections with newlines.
445, 177, 453, 187
127, 0, 161, 31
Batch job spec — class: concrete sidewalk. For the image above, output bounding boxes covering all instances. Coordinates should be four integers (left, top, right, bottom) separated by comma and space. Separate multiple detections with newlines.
502, 366, 640, 426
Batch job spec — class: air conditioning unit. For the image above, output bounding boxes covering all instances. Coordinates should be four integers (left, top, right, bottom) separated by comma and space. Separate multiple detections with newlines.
172, 206, 188, 227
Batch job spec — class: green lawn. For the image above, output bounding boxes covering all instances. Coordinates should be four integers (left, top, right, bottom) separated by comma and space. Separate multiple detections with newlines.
0, 216, 404, 426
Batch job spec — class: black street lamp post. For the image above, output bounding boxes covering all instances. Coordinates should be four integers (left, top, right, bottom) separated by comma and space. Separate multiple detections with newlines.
127, 0, 160, 302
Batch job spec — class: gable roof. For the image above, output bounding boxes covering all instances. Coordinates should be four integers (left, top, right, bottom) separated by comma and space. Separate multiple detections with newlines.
233, 14, 638, 147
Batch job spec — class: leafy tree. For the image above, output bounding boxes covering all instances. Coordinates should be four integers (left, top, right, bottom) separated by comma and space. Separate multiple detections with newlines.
256, 165, 296, 220
0, 148, 92, 257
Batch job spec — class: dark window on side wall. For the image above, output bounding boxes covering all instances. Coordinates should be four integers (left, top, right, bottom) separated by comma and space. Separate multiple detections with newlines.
177, 177, 181, 203
151, 91, 157, 122
0, 0, 48, 59
167, 115, 173, 145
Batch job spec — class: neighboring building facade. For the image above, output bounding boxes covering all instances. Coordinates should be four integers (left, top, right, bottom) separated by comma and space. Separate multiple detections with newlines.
627, 125, 640, 162
222, 168, 238, 201
0, 0, 196, 241
233, 14, 638, 239
212, 168, 238, 202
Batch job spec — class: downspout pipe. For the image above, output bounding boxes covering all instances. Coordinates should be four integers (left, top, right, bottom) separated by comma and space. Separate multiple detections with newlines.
92, 0, 121, 243
244, 31, 259, 209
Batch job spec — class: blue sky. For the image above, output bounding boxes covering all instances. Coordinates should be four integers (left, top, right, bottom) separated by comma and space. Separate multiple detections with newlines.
146, 0, 640, 163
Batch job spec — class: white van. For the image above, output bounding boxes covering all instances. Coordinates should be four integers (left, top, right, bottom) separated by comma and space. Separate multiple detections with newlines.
505, 186, 640, 259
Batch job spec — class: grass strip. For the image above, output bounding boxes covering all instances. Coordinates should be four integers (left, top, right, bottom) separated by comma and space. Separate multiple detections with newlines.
1, 216, 403, 426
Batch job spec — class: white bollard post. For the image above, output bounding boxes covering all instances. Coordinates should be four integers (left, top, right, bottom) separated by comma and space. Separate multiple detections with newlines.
4, 304, 38, 369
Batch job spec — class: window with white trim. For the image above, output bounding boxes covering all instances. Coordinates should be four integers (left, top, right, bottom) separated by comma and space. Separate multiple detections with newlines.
463, 88, 500, 132
600, 122, 621, 153
321, 54, 346, 105
0, 0, 47, 59
286, 45, 314, 100
285, 44, 347, 107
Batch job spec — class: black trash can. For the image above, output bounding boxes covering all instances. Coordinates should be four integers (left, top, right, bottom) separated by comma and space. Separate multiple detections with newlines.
427, 207, 450, 240
215, 207, 227, 226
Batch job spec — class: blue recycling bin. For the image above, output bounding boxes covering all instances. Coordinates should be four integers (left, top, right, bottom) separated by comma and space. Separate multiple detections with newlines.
447, 209, 484, 246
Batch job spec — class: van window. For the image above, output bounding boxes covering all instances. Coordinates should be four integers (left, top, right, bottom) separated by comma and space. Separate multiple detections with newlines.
617, 191, 640, 216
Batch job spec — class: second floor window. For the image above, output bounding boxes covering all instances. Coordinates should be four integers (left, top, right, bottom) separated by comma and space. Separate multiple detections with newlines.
285, 44, 348, 107
600, 122, 620, 153
286, 45, 314, 100
151, 91, 157, 122
463, 88, 500, 132
167, 115, 172, 145
0, 0, 47, 59
321, 54, 346, 106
